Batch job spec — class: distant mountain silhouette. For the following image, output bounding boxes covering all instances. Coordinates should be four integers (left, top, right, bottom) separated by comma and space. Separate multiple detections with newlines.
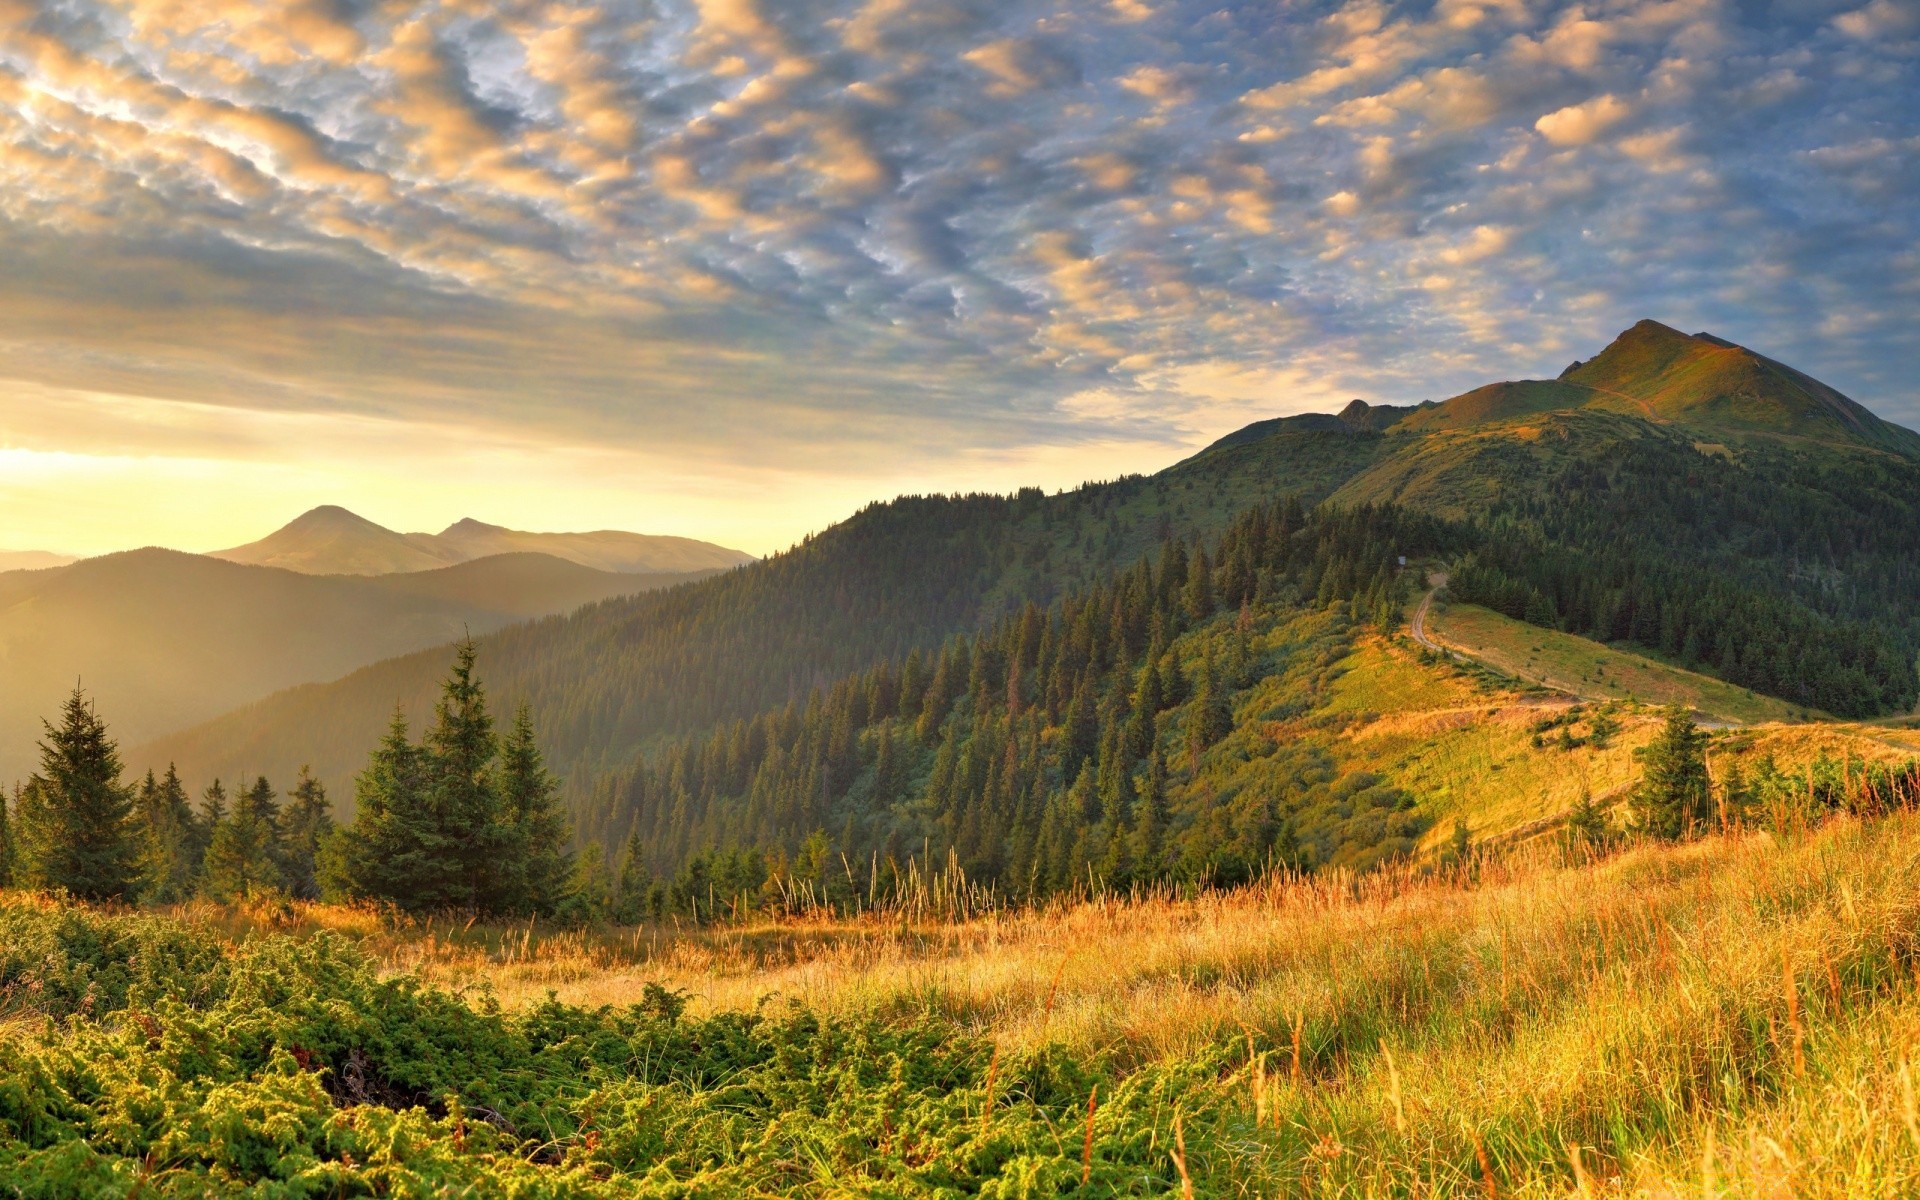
211, 507, 753, 576
0, 548, 717, 782
0, 550, 77, 572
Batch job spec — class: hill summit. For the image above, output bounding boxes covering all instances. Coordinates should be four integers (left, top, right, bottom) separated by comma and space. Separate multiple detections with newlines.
1392, 319, 1920, 455
212, 508, 753, 576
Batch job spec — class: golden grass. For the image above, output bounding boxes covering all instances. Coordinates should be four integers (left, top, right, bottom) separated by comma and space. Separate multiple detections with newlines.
1429, 602, 1809, 723
129, 804, 1920, 1195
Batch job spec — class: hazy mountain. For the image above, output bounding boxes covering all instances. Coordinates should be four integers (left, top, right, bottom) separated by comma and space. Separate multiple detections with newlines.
135, 321, 1920, 810
0, 550, 715, 782
211, 506, 753, 576
0, 550, 78, 572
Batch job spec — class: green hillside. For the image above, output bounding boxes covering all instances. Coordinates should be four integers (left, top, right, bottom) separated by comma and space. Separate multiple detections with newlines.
1565, 320, 1920, 455
131, 429, 1387, 801
125, 321, 1920, 836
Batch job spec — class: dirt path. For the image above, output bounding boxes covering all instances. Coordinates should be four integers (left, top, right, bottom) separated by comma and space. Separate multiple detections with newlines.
1410, 572, 1451, 655
1413, 573, 1743, 727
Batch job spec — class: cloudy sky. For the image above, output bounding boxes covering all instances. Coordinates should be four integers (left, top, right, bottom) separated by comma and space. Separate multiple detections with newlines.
2, 0, 1916, 556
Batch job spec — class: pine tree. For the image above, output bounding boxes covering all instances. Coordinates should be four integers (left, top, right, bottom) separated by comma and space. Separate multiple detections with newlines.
1187, 654, 1232, 766
611, 826, 652, 924
135, 765, 197, 902
280, 768, 334, 900
205, 776, 284, 900
0, 784, 14, 888
499, 705, 571, 915
323, 707, 437, 908
15, 687, 139, 900
1630, 705, 1712, 839
1130, 748, 1169, 880
424, 640, 508, 910
192, 779, 227, 879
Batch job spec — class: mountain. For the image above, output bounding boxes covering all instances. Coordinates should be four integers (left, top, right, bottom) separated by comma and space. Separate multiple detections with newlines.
431, 519, 752, 574
211, 506, 456, 574
0, 550, 715, 782
1380, 320, 1920, 455
0, 550, 77, 572
133, 429, 1383, 795
135, 321, 1920, 825
211, 506, 753, 576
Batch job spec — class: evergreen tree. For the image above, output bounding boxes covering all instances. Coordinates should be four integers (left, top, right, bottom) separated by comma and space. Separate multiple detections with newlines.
135, 765, 197, 903
1563, 785, 1612, 853
0, 784, 13, 888
424, 640, 508, 910
557, 840, 614, 925
192, 779, 227, 879
280, 767, 334, 900
499, 705, 571, 915
1187, 654, 1232, 766
1630, 705, 1712, 839
323, 708, 436, 908
15, 687, 138, 900
1130, 748, 1169, 880
328, 649, 568, 915
612, 826, 652, 924
205, 776, 283, 900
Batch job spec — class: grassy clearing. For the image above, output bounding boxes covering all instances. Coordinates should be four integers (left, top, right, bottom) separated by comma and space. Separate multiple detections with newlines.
15, 812, 1920, 1194
1428, 601, 1809, 723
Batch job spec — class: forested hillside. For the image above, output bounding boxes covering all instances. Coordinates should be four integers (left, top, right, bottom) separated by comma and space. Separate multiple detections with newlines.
135, 430, 1388, 796
130, 321, 1920, 832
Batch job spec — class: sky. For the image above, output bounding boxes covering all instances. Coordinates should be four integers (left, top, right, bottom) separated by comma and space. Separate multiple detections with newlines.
1, 0, 1917, 558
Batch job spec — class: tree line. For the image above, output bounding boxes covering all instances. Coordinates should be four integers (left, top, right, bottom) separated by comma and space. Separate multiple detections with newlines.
0, 646, 572, 917
570, 499, 1457, 919
1449, 431, 1920, 717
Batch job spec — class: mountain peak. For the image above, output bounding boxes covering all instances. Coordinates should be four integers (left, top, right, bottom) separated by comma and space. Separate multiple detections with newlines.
440, 518, 506, 537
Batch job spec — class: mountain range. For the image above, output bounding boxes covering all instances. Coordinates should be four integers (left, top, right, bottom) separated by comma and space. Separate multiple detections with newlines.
210, 506, 753, 576
0, 511, 751, 781
126, 321, 1920, 826
0, 551, 77, 572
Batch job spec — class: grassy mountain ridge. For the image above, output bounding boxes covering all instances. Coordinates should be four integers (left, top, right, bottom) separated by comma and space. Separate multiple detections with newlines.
131, 321, 1920, 824
0, 549, 708, 782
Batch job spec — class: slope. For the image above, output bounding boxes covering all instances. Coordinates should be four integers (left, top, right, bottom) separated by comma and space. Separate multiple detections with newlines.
0, 550, 707, 783
1565, 319, 1920, 455
133, 428, 1393, 798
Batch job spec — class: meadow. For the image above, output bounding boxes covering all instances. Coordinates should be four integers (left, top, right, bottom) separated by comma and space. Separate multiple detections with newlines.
10, 808, 1920, 1195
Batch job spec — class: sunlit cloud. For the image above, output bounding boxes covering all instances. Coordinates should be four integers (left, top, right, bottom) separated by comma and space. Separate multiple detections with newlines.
0, 0, 1915, 555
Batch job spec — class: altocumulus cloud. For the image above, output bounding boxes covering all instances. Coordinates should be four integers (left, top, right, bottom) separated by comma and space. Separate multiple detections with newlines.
1, 0, 1918, 486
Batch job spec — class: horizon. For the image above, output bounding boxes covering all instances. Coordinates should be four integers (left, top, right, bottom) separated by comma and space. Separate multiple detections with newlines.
14, 315, 1920, 563
6, 0, 1920, 557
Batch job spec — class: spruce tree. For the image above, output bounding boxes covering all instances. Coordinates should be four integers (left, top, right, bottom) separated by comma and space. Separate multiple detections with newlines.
1630, 705, 1712, 839
280, 768, 334, 901
135, 765, 197, 903
1130, 748, 1169, 880
612, 826, 652, 924
0, 784, 13, 888
205, 776, 283, 900
424, 640, 508, 910
324, 708, 436, 907
499, 705, 571, 915
15, 687, 138, 900
192, 779, 227, 880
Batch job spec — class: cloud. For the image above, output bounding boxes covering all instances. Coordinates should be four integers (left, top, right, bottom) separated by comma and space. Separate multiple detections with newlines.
1535, 94, 1632, 144
0, 0, 1915, 558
